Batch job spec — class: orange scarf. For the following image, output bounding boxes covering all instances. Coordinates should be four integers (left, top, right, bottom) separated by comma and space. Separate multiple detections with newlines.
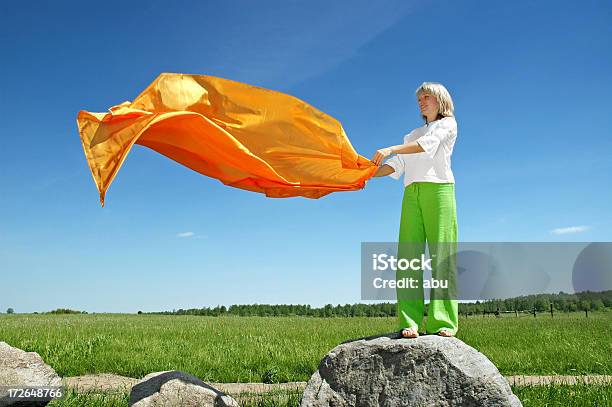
77, 73, 377, 206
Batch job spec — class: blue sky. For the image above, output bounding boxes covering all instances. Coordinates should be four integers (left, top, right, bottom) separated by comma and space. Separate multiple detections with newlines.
1, 0, 610, 313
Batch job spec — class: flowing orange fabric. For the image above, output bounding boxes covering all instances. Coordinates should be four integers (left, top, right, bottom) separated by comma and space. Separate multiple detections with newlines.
77, 73, 378, 206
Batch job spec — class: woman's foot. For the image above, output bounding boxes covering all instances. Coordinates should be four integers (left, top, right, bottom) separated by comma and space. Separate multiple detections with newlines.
401, 327, 419, 338
436, 328, 455, 337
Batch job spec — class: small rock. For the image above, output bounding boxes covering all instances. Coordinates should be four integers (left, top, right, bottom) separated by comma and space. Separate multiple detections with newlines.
300, 333, 522, 407
129, 370, 239, 407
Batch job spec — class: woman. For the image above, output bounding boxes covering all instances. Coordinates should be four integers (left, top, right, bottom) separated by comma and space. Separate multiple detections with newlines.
371, 82, 458, 339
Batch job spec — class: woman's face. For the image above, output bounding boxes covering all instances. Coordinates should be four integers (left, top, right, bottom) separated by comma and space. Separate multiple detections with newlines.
417, 92, 439, 120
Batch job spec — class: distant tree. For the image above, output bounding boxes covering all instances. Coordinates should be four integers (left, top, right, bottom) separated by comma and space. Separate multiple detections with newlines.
578, 300, 591, 311
6, 308, 14, 314
591, 299, 604, 311
137, 310, 143, 315
324, 304, 333, 317
47, 308, 82, 314
535, 298, 548, 312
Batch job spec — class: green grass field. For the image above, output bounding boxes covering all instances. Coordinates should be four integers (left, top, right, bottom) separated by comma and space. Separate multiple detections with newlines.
1, 312, 610, 406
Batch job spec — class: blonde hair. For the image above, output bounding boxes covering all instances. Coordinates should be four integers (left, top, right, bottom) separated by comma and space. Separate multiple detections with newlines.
415, 82, 455, 124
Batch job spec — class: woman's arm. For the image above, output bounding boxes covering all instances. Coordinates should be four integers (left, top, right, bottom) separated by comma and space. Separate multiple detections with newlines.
372, 164, 395, 177
389, 141, 425, 155
371, 142, 424, 166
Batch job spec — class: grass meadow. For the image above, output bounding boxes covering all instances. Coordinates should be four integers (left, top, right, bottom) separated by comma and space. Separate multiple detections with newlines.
0, 312, 610, 406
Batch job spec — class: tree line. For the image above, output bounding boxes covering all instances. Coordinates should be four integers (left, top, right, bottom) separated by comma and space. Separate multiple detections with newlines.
4, 290, 609, 316
144, 290, 611, 317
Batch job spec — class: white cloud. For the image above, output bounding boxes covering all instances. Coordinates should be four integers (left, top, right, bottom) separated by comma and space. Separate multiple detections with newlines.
176, 232, 208, 239
550, 226, 590, 235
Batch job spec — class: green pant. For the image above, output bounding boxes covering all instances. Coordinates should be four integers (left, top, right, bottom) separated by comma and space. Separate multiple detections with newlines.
396, 182, 459, 335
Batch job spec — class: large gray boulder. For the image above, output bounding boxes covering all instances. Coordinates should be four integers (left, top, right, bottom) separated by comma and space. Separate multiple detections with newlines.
300, 333, 522, 407
0, 341, 62, 406
129, 370, 239, 407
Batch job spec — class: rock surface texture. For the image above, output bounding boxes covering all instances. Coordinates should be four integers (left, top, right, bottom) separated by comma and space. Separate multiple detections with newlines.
0, 341, 62, 407
129, 370, 239, 407
300, 333, 522, 407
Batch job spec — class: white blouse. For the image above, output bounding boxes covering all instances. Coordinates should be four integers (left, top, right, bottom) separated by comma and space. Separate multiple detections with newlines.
385, 116, 457, 186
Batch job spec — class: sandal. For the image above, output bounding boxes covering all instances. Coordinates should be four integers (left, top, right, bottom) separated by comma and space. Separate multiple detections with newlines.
401, 327, 419, 338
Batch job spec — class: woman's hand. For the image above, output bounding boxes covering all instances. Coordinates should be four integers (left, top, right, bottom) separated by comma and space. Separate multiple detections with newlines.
371, 147, 393, 166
